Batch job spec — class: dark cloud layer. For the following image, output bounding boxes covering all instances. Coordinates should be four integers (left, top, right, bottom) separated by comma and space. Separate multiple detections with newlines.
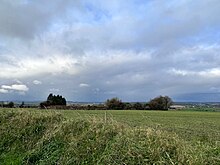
0, 0, 81, 39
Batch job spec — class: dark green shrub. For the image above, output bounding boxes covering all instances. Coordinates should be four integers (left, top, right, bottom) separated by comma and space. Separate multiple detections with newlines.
105, 97, 125, 110
149, 96, 173, 110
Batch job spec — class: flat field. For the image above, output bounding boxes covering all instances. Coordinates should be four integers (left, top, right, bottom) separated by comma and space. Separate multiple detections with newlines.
0, 108, 220, 164
2, 108, 220, 143
26, 109, 220, 143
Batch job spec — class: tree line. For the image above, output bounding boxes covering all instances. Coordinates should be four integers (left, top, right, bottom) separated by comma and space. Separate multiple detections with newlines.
39, 94, 173, 110
1, 93, 173, 110
105, 96, 173, 110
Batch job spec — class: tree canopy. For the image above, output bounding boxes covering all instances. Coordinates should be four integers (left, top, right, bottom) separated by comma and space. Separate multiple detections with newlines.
40, 93, 66, 108
105, 97, 125, 110
148, 96, 173, 110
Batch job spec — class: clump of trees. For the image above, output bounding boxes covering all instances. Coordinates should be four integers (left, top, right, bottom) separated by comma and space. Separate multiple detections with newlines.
40, 93, 66, 108
133, 102, 145, 110
105, 98, 146, 110
2, 101, 14, 108
105, 97, 125, 110
148, 96, 173, 110
47, 93, 66, 105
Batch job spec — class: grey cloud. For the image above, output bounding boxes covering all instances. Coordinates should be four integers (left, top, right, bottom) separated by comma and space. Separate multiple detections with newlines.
2, 43, 220, 102
136, 0, 220, 48
48, 0, 220, 53
1, 0, 220, 102
0, 0, 81, 39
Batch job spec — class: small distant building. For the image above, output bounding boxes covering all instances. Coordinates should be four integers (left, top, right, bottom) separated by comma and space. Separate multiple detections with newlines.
170, 105, 186, 110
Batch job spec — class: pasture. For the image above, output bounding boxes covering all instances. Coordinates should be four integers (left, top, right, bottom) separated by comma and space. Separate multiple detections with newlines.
65, 110, 220, 141
0, 108, 220, 164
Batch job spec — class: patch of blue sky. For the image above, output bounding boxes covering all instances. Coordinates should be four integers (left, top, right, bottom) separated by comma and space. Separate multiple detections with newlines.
179, 27, 220, 46
83, 2, 111, 24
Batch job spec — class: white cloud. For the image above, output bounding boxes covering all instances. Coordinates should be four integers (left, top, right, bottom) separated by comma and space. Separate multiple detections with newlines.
168, 68, 191, 76
33, 80, 42, 85
0, 55, 80, 79
0, 88, 8, 94
79, 83, 90, 87
1, 84, 29, 92
49, 88, 60, 92
199, 68, 220, 78
169, 68, 220, 78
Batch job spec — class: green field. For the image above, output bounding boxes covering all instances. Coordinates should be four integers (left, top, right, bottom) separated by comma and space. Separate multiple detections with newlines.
62, 110, 220, 142
0, 108, 220, 164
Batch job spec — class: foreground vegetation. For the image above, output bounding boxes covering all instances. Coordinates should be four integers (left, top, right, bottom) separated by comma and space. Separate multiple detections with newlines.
0, 109, 220, 164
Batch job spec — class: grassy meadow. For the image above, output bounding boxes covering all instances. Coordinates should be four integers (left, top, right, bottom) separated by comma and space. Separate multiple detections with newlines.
0, 108, 220, 164
62, 110, 220, 139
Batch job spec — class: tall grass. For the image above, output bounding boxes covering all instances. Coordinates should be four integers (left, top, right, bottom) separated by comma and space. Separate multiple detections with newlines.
0, 110, 219, 164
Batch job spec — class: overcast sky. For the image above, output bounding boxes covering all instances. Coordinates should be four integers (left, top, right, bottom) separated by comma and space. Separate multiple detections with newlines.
1, 0, 220, 102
